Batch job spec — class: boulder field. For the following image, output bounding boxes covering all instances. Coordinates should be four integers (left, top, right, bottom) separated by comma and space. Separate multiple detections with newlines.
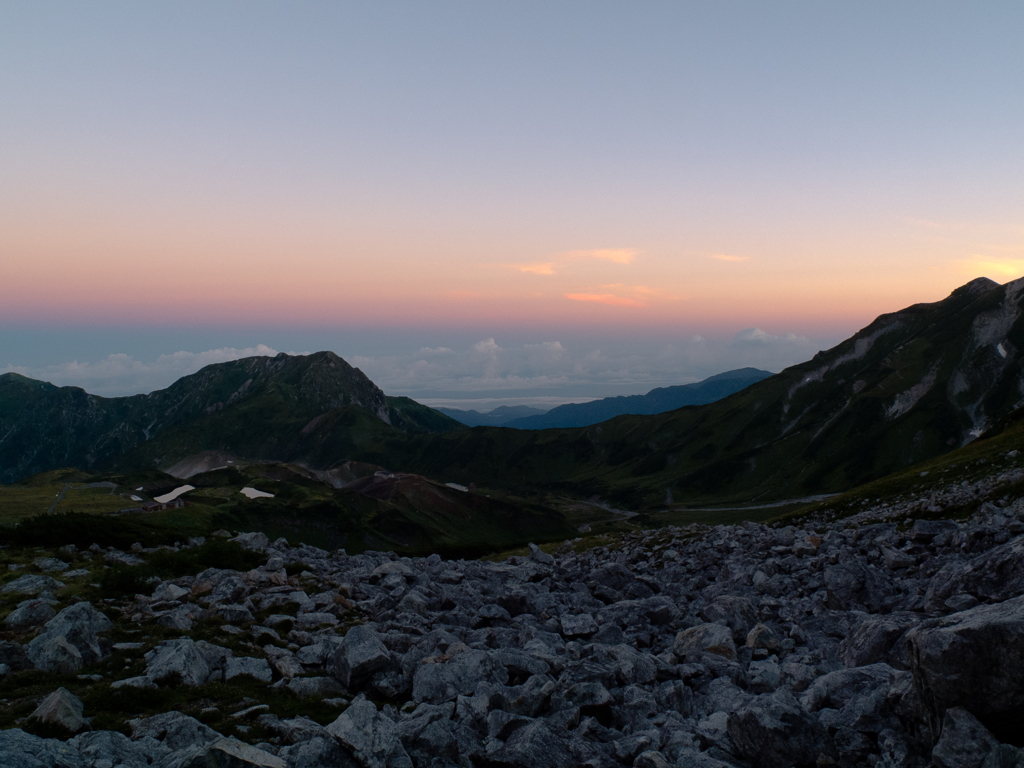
3, 498, 1024, 768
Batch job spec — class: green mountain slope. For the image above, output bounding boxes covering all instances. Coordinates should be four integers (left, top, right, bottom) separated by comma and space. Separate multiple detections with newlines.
0, 352, 463, 484
378, 276, 1024, 507
503, 368, 773, 429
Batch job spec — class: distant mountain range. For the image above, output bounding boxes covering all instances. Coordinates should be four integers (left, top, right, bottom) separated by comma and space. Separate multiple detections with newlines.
4, 276, 1024, 512
0, 352, 461, 485
496, 368, 773, 429
435, 404, 549, 427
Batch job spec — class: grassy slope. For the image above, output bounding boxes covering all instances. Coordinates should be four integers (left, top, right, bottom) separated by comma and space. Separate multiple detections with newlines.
0, 462, 574, 557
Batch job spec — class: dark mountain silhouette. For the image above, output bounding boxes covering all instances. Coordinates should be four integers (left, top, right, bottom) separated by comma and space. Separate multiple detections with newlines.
502, 368, 772, 429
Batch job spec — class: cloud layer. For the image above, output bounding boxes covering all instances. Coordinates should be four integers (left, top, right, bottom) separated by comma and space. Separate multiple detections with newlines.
2, 345, 279, 397
4, 331, 824, 407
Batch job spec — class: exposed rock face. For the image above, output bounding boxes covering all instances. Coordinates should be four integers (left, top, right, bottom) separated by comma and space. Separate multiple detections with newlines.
5, 496, 1024, 767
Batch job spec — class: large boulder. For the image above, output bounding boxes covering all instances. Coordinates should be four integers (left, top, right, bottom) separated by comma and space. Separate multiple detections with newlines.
130, 711, 221, 751
3, 598, 57, 630
0, 728, 79, 768
0, 574, 65, 596
840, 612, 919, 669
412, 649, 509, 704
673, 623, 737, 661
931, 708, 999, 768
29, 687, 84, 734
700, 596, 759, 642
325, 694, 413, 768
481, 719, 575, 768
823, 563, 896, 612
906, 595, 1024, 732
27, 603, 112, 673
331, 625, 392, 690
726, 689, 832, 768
145, 638, 212, 686
924, 537, 1024, 611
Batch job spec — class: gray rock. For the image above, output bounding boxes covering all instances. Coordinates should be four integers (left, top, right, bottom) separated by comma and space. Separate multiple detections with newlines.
560, 613, 598, 638
29, 633, 83, 673
982, 745, 1024, 768
287, 676, 345, 698
145, 638, 212, 686
907, 595, 1024, 730
840, 612, 918, 669
747, 660, 782, 694
910, 519, 959, 543
279, 737, 359, 768
700, 596, 758, 642
33, 557, 70, 572
71, 729, 165, 768
225, 656, 273, 683
931, 707, 999, 768
231, 532, 270, 552
331, 625, 392, 689
528, 543, 555, 566
0, 574, 65, 595
674, 623, 737, 661
726, 689, 831, 768
482, 719, 574, 768
324, 694, 413, 768
161, 737, 285, 768
112, 675, 157, 690
30, 687, 84, 733
925, 537, 1024, 610
744, 623, 782, 654
412, 649, 509, 703
801, 663, 895, 713
27, 602, 112, 670
0, 728, 80, 768
0, 640, 32, 671
130, 711, 221, 751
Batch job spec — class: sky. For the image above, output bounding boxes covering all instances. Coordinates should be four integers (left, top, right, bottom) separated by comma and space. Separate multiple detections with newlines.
2, 2, 1022, 406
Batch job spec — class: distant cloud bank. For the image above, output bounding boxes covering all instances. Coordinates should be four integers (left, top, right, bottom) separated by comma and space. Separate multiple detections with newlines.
3, 330, 826, 405
2, 345, 279, 397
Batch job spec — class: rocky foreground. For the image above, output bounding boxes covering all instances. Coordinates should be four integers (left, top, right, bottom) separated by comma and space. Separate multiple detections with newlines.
3, 497, 1024, 768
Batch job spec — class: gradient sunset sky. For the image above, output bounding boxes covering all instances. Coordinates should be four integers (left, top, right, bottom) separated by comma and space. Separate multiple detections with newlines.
2, 3, 1022, 404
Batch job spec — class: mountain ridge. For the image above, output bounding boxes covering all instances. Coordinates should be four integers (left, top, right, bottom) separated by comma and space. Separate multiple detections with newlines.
0, 351, 462, 484
502, 367, 773, 429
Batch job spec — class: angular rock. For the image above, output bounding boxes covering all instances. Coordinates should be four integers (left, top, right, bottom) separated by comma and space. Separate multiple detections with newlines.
840, 612, 919, 669
700, 596, 758, 641
30, 687, 84, 733
413, 649, 509, 704
325, 694, 413, 768
560, 613, 598, 639
163, 737, 285, 768
145, 638, 211, 686
674, 623, 737, 661
331, 625, 392, 689
27, 602, 112, 669
726, 689, 832, 768
3, 598, 57, 630
225, 656, 273, 683
0, 574, 65, 595
482, 719, 574, 768
907, 595, 1024, 729
231, 532, 270, 552
931, 707, 999, 768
